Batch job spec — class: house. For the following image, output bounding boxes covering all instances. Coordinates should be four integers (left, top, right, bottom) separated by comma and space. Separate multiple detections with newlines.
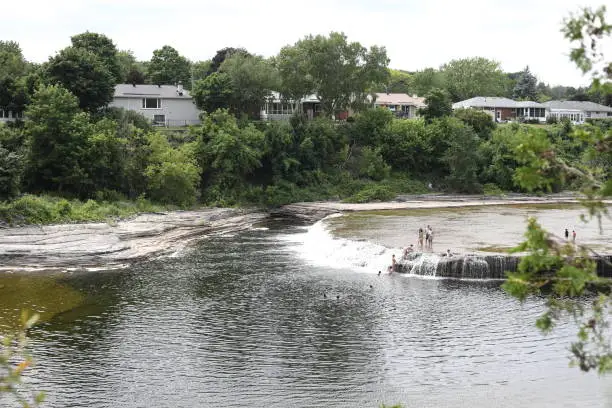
109, 83, 201, 126
374, 93, 426, 118
260, 92, 323, 121
0, 109, 24, 124
452, 97, 547, 122
542, 100, 612, 123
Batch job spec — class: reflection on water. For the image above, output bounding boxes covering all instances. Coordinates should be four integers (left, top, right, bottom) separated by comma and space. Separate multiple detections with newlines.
1, 211, 612, 408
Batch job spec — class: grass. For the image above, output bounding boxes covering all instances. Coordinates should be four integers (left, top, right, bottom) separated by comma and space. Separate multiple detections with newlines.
0, 194, 170, 226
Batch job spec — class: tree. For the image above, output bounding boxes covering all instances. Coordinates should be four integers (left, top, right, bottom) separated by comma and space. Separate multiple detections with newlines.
410, 68, 446, 97
219, 54, 279, 118
145, 132, 200, 206
419, 88, 452, 122
46, 46, 115, 112
513, 66, 538, 100
0, 41, 29, 115
384, 69, 413, 94
116, 50, 146, 84
195, 110, 263, 201
71, 32, 121, 83
0, 143, 22, 200
192, 72, 233, 113
24, 85, 92, 194
277, 32, 389, 117
209, 47, 250, 74
191, 60, 212, 83
441, 57, 508, 101
454, 108, 496, 139
148, 45, 191, 87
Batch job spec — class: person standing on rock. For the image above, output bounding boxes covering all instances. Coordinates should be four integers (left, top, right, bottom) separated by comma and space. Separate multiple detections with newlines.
572, 229, 576, 243
425, 226, 431, 249
418, 228, 424, 248
565, 228, 569, 240
391, 254, 397, 272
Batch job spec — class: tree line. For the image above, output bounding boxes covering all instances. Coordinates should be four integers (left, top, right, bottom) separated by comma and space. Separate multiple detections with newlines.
0, 31, 610, 211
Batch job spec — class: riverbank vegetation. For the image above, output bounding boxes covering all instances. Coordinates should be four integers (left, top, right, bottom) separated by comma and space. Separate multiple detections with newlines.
1, 30, 611, 225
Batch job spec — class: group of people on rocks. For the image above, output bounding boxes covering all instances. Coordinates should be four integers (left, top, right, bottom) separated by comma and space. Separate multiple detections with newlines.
383, 225, 449, 274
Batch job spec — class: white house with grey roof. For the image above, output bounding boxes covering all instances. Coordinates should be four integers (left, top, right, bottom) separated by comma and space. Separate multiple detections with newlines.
542, 100, 612, 123
109, 83, 201, 126
452, 96, 548, 122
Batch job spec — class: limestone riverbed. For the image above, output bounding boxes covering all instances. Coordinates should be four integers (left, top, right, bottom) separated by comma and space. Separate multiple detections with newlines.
0, 194, 609, 272
0, 208, 266, 272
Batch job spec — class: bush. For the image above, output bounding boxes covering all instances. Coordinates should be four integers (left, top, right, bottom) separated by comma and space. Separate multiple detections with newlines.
546, 116, 558, 124
0, 195, 166, 226
345, 184, 396, 203
357, 147, 391, 181
483, 183, 504, 196
0, 145, 23, 200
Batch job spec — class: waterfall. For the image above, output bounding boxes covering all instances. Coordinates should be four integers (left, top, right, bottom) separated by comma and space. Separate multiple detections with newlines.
399, 252, 520, 280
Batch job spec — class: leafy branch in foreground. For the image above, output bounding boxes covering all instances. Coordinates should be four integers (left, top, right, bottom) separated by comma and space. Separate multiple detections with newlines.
503, 4, 612, 374
1, 311, 45, 407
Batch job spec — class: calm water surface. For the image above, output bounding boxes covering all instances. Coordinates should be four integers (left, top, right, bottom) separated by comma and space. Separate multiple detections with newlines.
2, 206, 612, 407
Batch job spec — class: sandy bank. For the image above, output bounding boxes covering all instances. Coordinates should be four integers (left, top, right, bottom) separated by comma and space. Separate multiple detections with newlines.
0, 208, 266, 272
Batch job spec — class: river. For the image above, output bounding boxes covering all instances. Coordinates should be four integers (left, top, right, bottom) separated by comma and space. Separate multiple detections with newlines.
2, 204, 612, 407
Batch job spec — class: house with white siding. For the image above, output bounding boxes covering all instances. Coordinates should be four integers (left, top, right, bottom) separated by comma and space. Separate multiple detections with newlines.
542, 100, 612, 124
452, 97, 548, 122
109, 83, 201, 126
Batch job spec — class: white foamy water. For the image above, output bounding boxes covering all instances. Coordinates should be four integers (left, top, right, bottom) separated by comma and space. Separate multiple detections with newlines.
279, 215, 403, 273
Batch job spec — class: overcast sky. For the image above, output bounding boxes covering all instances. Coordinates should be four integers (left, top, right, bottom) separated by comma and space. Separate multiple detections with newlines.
1, 0, 610, 87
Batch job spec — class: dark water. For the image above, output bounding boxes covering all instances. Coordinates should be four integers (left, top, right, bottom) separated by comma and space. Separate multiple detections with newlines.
3, 218, 612, 407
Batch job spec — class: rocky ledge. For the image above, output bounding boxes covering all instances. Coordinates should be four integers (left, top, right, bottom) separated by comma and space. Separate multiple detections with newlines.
397, 252, 612, 279
0, 209, 266, 272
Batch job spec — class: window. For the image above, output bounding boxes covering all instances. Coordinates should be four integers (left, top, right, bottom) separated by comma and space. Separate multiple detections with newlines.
142, 98, 161, 109
267, 102, 294, 115
153, 114, 165, 125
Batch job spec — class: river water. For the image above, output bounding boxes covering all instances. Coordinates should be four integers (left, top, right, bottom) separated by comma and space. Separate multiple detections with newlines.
2, 205, 612, 407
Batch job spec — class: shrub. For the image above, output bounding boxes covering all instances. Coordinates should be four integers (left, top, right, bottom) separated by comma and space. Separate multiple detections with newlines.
483, 183, 504, 196
0, 145, 23, 200
345, 184, 396, 203
357, 147, 391, 181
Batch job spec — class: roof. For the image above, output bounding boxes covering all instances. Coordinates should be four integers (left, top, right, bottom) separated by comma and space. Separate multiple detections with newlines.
542, 100, 612, 112
113, 84, 192, 99
453, 97, 517, 109
452, 97, 547, 109
375, 93, 426, 107
515, 101, 546, 108
268, 91, 319, 103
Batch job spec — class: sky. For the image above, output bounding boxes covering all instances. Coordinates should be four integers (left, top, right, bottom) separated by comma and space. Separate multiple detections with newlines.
1, 0, 610, 87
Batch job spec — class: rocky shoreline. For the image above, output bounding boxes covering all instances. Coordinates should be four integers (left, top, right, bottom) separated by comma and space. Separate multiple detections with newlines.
0, 194, 608, 273
0, 208, 266, 272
